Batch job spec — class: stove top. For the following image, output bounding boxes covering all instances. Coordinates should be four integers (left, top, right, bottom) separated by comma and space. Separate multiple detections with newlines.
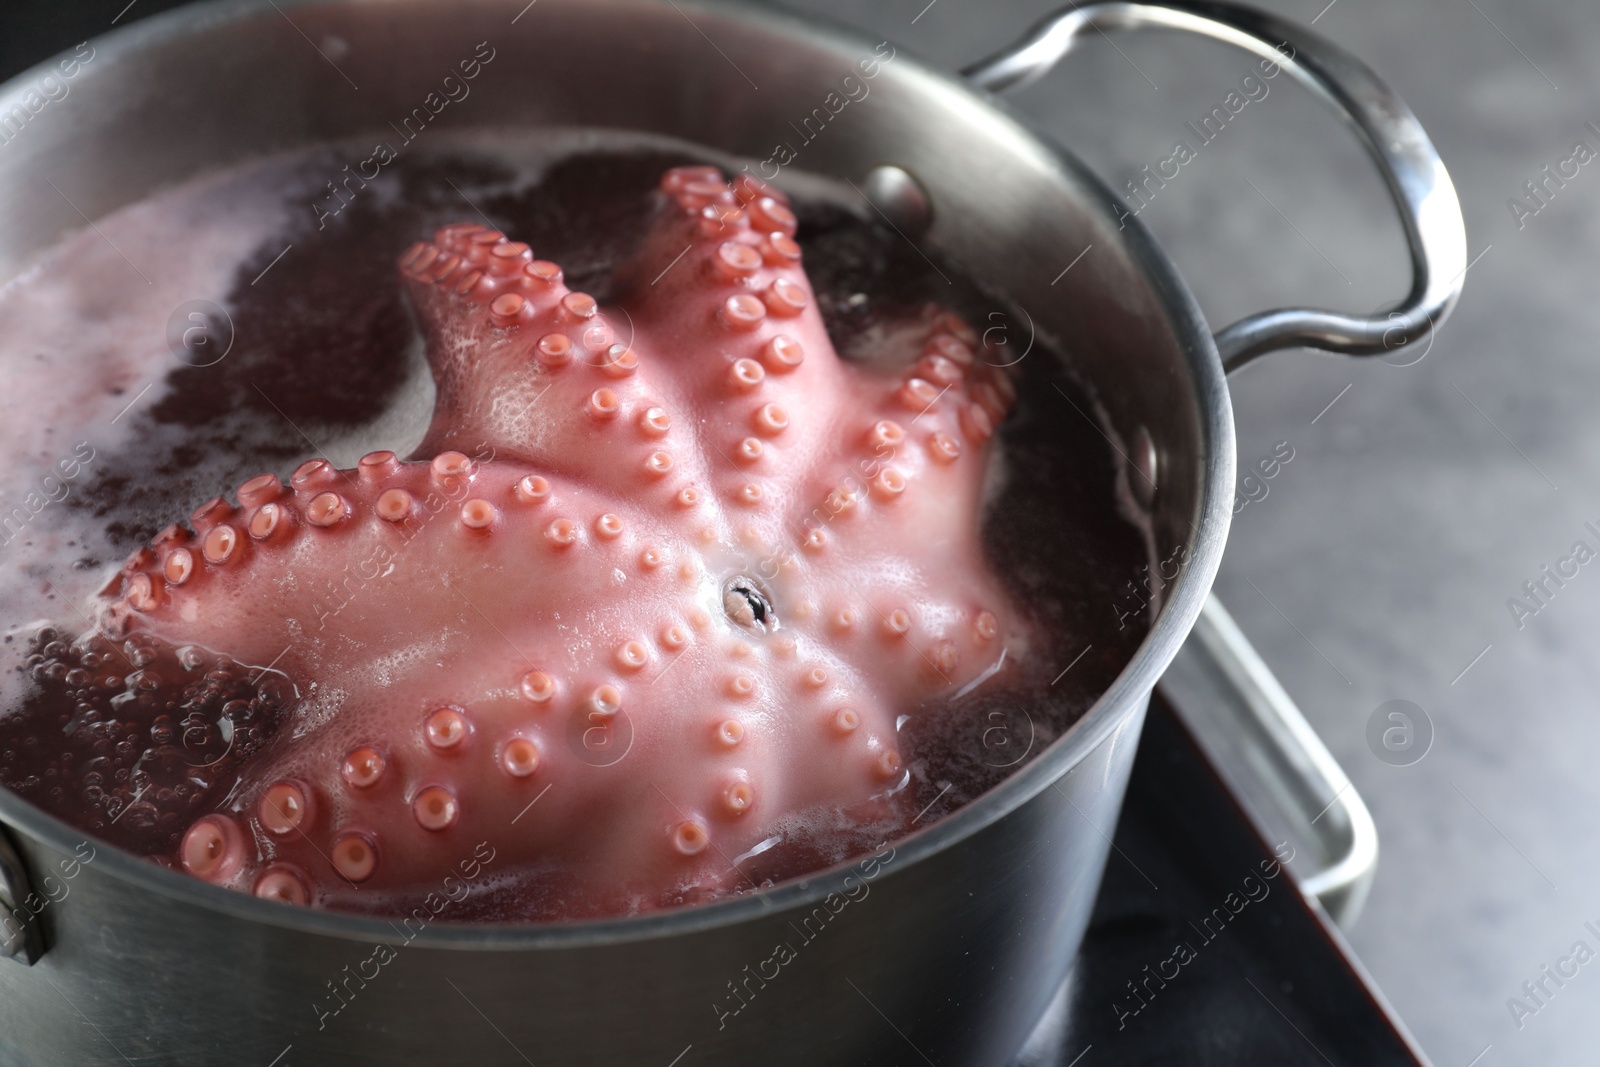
1020, 693, 1427, 1066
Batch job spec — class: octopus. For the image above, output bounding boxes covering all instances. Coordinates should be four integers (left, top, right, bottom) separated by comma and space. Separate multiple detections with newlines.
7, 166, 1030, 918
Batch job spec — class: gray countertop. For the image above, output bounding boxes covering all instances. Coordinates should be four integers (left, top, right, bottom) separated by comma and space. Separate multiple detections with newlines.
772, 0, 1597, 1064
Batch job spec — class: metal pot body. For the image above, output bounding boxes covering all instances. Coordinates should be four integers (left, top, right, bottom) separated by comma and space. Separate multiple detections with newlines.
0, 0, 1360, 1063
0, 704, 1148, 1066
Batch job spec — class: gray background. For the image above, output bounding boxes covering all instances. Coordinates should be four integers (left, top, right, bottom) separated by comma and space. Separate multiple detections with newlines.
771, 1, 1594, 1065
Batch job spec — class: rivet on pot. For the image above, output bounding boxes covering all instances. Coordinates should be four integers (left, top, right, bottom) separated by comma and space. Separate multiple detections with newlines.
860, 165, 933, 237
1131, 426, 1157, 507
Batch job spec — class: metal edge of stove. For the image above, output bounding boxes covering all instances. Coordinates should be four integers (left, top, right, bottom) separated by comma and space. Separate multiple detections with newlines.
1303, 880, 1438, 1066
1156, 594, 1378, 927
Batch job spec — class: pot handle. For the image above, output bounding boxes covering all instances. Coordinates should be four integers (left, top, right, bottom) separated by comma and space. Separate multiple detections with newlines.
964, 0, 1468, 373
0, 825, 44, 964
1157, 597, 1377, 927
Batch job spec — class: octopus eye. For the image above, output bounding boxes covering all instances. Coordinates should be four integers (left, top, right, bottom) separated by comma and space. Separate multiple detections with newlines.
723, 576, 777, 632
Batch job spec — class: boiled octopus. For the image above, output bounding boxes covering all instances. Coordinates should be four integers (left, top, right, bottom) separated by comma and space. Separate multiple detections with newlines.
82, 166, 1027, 915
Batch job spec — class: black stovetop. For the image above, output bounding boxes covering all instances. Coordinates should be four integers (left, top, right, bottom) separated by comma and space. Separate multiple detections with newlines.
1039, 693, 1427, 1066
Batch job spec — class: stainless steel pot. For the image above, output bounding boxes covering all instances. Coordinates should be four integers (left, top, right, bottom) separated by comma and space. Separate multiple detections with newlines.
0, 1, 1464, 1064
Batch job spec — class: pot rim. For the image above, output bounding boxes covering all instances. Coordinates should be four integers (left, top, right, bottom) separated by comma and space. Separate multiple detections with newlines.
0, 0, 1234, 950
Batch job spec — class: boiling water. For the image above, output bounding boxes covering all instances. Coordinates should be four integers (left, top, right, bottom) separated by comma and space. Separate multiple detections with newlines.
0, 130, 1155, 918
